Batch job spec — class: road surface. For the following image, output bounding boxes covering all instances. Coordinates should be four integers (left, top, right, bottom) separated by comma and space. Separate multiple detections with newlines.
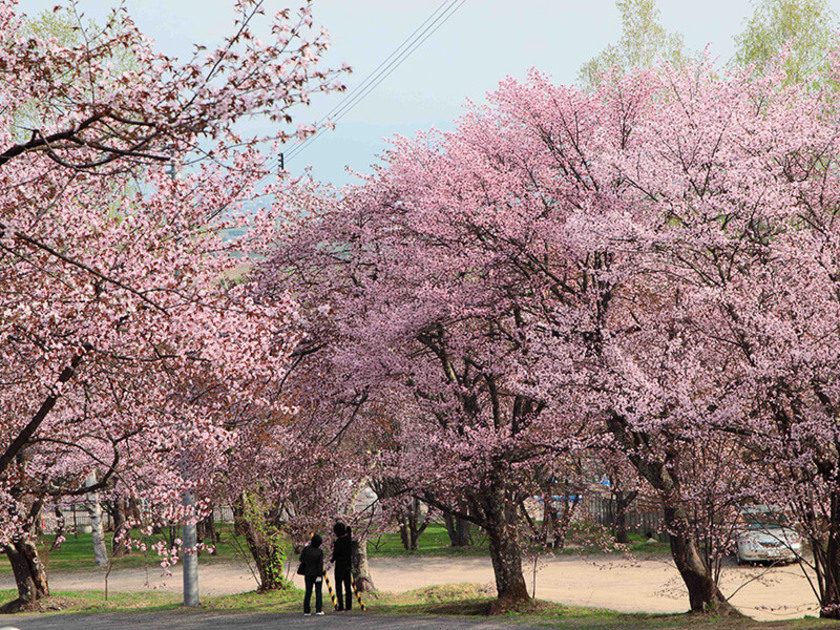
0, 610, 558, 630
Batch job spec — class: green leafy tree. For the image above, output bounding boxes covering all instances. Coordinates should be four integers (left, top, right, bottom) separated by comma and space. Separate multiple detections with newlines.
14, 9, 138, 142
578, 0, 690, 87
733, 0, 839, 83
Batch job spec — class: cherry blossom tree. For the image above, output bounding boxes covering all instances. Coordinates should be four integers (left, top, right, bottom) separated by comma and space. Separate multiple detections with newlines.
266, 54, 840, 617
216, 376, 376, 592
569, 51, 840, 616
585, 50, 840, 616
260, 134, 597, 607
0, 0, 345, 611
352, 70, 745, 613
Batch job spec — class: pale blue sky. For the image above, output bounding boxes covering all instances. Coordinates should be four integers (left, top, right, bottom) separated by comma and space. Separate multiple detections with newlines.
20, 0, 840, 186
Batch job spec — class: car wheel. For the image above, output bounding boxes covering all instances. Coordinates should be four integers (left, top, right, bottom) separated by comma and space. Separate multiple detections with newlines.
736, 551, 746, 566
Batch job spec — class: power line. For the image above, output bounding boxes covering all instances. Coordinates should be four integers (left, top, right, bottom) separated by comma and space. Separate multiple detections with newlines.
282, 0, 468, 165
306, 0, 453, 131
284, 0, 461, 163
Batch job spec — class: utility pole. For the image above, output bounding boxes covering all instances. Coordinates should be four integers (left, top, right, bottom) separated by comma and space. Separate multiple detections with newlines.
169, 150, 199, 607
182, 490, 199, 607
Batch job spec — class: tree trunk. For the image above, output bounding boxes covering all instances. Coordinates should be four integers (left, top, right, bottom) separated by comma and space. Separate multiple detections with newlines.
816, 490, 840, 618
50, 506, 65, 552
247, 530, 284, 591
399, 517, 413, 550
613, 490, 637, 545
196, 511, 218, 555
480, 488, 529, 610
168, 523, 178, 548
664, 505, 729, 613
248, 535, 284, 591
543, 500, 559, 548
32, 504, 44, 537
410, 498, 428, 549
648, 485, 730, 613
231, 498, 284, 591
351, 535, 375, 592
606, 413, 735, 614
443, 511, 472, 547
110, 497, 129, 558
2, 538, 48, 613
85, 473, 108, 567
819, 543, 840, 619
127, 497, 142, 522
399, 498, 428, 550
614, 506, 629, 544
486, 520, 530, 609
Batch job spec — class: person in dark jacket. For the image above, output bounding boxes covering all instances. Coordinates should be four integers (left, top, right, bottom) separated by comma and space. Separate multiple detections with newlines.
299, 533, 324, 615
330, 522, 353, 611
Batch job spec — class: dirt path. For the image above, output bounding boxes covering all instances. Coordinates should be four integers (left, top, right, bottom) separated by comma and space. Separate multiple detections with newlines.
8, 554, 821, 621
366, 554, 821, 620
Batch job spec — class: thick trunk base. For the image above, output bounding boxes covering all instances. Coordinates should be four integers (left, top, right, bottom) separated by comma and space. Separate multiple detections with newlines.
242, 527, 286, 591
668, 530, 737, 615
252, 541, 286, 592
351, 537, 375, 592
818, 494, 840, 619
3, 538, 48, 613
817, 558, 840, 619
0, 597, 39, 614
488, 591, 531, 615
486, 520, 529, 607
231, 498, 286, 591
821, 606, 840, 620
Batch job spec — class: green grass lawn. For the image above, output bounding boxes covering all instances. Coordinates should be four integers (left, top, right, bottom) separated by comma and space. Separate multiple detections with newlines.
10, 521, 668, 576
367, 524, 671, 557
29, 522, 490, 574
16, 523, 244, 574
367, 524, 489, 557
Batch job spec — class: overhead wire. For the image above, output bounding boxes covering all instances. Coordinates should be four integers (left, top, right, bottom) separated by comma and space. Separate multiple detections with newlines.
284, 0, 462, 162
281, 0, 468, 165
296, 0, 452, 138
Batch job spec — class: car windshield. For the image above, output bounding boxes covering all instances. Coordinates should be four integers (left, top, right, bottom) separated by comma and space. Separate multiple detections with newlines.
742, 510, 788, 529
745, 522, 785, 531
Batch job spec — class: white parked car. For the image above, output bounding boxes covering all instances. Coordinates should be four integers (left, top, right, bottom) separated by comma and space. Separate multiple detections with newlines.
735, 506, 803, 565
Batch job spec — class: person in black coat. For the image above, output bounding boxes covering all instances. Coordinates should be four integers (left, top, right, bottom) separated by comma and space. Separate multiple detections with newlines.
330, 522, 353, 611
299, 533, 324, 615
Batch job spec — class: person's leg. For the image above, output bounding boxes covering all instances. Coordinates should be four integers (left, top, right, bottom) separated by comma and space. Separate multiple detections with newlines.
315, 578, 323, 613
303, 577, 313, 614
334, 569, 344, 610
342, 570, 352, 610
